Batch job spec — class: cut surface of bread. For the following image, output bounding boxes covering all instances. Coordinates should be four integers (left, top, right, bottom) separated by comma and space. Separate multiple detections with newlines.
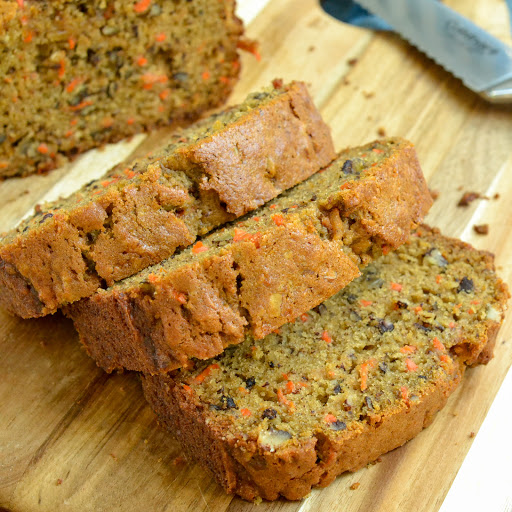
0, 0, 243, 177
68, 138, 432, 374
0, 81, 335, 317
142, 226, 509, 501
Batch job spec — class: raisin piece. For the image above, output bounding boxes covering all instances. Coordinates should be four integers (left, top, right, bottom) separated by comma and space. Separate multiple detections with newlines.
331, 420, 347, 431
245, 376, 256, 389
342, 160, 354, 174
262, 408, 277, 420
458, 277, 474, 293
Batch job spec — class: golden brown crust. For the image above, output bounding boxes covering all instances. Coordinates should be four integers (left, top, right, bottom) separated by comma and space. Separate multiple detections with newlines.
142, 358, 464, 501
67, 139, 432, 374
0, 82, 335, 317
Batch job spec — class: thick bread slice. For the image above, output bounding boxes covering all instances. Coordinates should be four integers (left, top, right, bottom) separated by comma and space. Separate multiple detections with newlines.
68, 138, 432, 374
0, 0, 243, 177
142, 226, 509, 501
0, 81, 335, 317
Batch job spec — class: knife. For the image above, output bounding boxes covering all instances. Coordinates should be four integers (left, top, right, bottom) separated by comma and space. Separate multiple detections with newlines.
355, 0, 512, 103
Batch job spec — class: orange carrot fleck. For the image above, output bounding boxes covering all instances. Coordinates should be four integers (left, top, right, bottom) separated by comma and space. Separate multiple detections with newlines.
432, 337, 445, 351
127, 117, 135, 125
400, 345, 416, 354
470, 299, 480, 305
155, 32, 166, 42
134, 0, 151, 13
405, 358, 418, 372
449, 321, 456, 329
237, 39, 261, 61
372, 148, 384, 154
137, 56, 148, 67
277, 388, 295, 412
194, 363, 220, 384
272, 214, 285, 226
124, 168, 136, 179
182, 384, 192, 392
0, 162, 9, 169
37, 143, 49, 155
286, 381, 295, 393
436, 274, 442, 284
239, 387, 249, 395
440, 354, 450, 363
390, 282, 402, 292
360, 299, 373, 307
340, 182, 351, 190
58, 59, 65, 78
192, 241, 208, 254
253, 217, 260, 222
219, 76, 230, 84
23, 31, 33, 43
159, 89, 170, 100
70, 118, 78, 126
66, 77, 82, 93
414, 306, 422, 314
64, 130, 74, 138
202, 70, 210, 81
401, 386, 408, 402
171, 290, 186, 304
69, 100, 93, 111
269, 204, 277, 210
321, 330, 332, 344
359, 362, 371, 391
68, 38, 76, 50
17, 0, 24, 7
327, 370, 336, 379
324, 413, 337, 423
382, 245, 390, 255
240, 408, 252, 417
300, 313, 309, 323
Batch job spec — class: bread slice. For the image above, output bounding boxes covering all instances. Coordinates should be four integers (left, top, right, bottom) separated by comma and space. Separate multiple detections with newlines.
67, 138, 432, 374
142, 225, 509, 501
0, 81, 335, 318
0, 0, 243, 177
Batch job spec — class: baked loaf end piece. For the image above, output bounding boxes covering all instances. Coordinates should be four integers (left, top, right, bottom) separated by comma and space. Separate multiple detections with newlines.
68, 137, 432, 374
0, 0, 243, 177
0, 81, 335, 318
142, 226, 509, 501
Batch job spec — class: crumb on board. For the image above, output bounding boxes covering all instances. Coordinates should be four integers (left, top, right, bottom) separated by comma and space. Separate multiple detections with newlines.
473, 224, 489, 235
377, 127, 386, 137
350, 482, 361, 490
308, 45, 315, 52
458, 191, 481, 207
173, 455, 188, 466
110, 453, 118, 461
494, 193, 500, 199
363, 90, 375, 99
347, 57, 358, 66
429, 189, 440, 201
56, 479, 63, 486
469, 431, 476, 438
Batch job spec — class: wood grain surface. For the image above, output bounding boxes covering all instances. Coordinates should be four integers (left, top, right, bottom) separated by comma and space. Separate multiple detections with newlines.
1, 1, 511, 511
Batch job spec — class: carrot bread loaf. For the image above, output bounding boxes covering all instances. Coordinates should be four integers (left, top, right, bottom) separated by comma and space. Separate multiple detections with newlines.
67, 138, 432, 374
0, 0, 245, 177
142, 226, 509, 501
0, 81, 335, 318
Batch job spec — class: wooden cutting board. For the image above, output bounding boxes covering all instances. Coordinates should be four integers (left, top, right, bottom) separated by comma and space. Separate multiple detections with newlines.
1, 1, 511, 511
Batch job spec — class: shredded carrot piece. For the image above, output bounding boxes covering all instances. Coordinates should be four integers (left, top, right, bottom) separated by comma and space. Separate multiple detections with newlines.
413, 306, 422, 313
432, 337, 445, 351
400, 345, 416, 354
137, 56, 148, 66
68, 37, 76, 50
300, 313, 309, 323
0, 162, 9, 169
16, 0, 24, 8
37, 143, 49, 155
127, 117, 135, 125
238, 387, 249, 395
159, 89, 170, 100
382, 245, 390, 255
66, 77, 82, 93
360, 300, 373, 307
192, 241, 208, 254
58, 59, 65, 78
182, 384, 192, 392
401, 386, 408, 402
23, 31, 33, 43
202, 70, 210, 81
440, 354, 450, 363
64, 130, 74, 138
470, 299, 480, 305
436, 274, 442, 284
321, 330, 332, 344
327, 370, 336, 379
272, 214, 285, 226
390, 282, 402, 292
277, 389, 295, 412
171, 290, 186, 304
324, 414, 337, 423
70, 118, 78, 126
272, 328, 280, 335
124, 168, 136, 179
240, 408, 252, 417
405, 358, 418, 372
100, 178, 118, 187
468, 308, 475, 315
372, 148, 384, 154
449, 321, 456, 329
359, 362, 372, 391
340, 182, 351, 190
219, 76, 230, 84
155, 32, 166, 42
69, 100, 93, 111
285, 381, 295, 393
252, 217, 260, 222
194, 363, 220, 384
134, 0, 151, 13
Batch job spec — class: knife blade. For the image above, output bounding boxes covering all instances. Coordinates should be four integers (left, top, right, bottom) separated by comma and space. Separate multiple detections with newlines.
355, 0, 512, 103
